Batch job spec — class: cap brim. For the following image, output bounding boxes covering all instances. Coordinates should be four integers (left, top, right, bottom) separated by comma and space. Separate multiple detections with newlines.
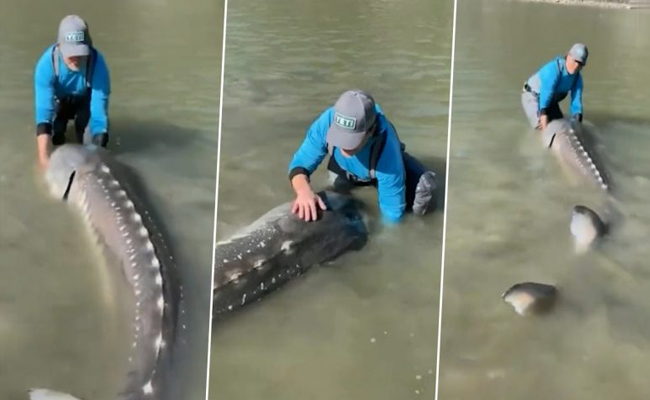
326, 124, 366, 151
60, 43, 90, 57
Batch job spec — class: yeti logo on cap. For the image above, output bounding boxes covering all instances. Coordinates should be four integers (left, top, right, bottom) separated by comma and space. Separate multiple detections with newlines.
65, 31, 85, 43
334, 112, 357, 130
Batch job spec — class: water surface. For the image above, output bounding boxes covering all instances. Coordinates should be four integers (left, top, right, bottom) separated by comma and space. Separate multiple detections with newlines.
0, 0, 223, 398
209, 0, 452, 399
439, 1, 650, 399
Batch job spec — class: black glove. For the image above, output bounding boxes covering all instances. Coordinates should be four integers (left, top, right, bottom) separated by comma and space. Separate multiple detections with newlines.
91, 132, 109, 147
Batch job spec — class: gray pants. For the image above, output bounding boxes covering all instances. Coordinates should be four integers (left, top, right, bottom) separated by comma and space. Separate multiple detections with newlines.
521, 90, 563, 130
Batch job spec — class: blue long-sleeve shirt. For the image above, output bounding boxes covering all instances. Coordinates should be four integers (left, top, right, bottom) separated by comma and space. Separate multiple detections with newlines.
34, 44, 111, 135
526, 55, 583, 116
288, 104, 406, 224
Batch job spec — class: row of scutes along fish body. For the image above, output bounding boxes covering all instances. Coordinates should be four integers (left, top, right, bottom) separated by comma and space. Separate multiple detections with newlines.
73, 162, 167, 398
564, 125, 611, 191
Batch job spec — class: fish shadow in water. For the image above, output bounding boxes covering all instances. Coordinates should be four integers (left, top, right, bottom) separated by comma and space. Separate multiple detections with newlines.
585, 112, 650, 171
106, 117, 212, 158
587, 112, 650, 131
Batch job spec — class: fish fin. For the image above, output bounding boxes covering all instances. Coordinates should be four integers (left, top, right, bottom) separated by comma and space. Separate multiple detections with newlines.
28, 388, 83, 400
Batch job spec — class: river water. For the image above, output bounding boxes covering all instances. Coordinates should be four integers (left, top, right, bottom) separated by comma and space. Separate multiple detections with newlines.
0, 0, 223, 399
208, 0, 452, 399
439, 1, 650, 399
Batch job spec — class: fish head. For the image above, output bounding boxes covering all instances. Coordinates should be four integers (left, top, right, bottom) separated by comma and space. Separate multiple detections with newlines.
276, 190, 369, 257
542, 118, 571, 147
44, 144, 102, 200
318, 190, 369, 225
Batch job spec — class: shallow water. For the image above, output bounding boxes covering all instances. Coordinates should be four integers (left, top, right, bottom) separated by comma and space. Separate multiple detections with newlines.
208, 0, 452, 399
0, 0, 223, 399
439, 1, 650, 399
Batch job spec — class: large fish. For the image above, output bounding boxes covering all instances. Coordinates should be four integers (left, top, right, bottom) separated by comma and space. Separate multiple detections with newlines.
541, 118, 622, 252
541, 118, 612, 192
212, 190, 369, 317
31, 144, 183, 400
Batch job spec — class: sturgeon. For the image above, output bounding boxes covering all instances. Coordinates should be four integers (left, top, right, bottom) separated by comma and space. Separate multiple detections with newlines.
212, 190, 369, 317
31, 144, 182, 400
541, 118, 623, 251
541, 118, 612, 192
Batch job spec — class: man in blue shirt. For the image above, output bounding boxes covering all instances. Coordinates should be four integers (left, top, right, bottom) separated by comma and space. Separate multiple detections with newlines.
521, 43, 588, 131
34, 15, 111, 169
288, 89, 437, 224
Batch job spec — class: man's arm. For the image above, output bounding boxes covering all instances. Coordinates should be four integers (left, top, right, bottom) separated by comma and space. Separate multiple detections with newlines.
288, 108, 332, 221
287, 107, 332, 184
36, 134, 52, 170
34, 49, 56, 169
375, 130, 407, 225
88, 51, 111, 135
570, 74, 584, 121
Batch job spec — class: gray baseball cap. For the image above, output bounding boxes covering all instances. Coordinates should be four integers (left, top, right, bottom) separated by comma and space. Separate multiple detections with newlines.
57, 15, 91, 58
326, 90, 377, 150
569, 43, 588, 65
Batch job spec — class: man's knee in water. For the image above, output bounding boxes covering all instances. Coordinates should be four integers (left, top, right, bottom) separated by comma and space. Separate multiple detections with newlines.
74, 117, 91, 144
327, 171, 359, 194
402, 151, 437, 216
51, 131, 66, 146
412, 170, 437, 216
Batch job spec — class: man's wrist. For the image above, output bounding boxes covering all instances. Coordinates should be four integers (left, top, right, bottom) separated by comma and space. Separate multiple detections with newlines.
289, 167, 309, 182
36, 123, 52, 136
291, 174, 311, 195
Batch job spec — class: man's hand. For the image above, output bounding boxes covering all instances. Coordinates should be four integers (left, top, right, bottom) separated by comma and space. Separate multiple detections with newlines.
290, 174, 327, 222
539, 114, 549, 131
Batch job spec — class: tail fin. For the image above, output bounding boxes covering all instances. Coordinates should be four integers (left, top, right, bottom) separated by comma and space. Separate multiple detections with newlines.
570, 204, 607, 254
28, 389, 83, 400
570, 194, 625, 254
